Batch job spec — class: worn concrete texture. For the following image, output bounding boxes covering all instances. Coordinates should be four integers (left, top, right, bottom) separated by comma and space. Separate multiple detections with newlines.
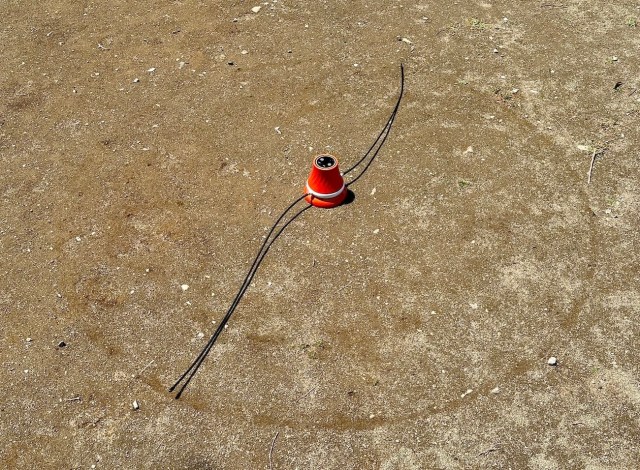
1, 0, 639, 468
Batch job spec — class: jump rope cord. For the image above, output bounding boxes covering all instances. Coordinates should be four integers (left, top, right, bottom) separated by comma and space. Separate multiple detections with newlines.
343, 63, 405, 180
169, 195, 309, 397
170, 64, 405, 398
170, 203, 312, 398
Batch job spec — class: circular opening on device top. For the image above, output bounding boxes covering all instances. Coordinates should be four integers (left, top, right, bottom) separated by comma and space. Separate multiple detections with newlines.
315, 155, 336, 169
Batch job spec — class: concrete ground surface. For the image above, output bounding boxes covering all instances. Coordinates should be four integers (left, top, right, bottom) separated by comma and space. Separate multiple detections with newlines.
1, 0, 639, 468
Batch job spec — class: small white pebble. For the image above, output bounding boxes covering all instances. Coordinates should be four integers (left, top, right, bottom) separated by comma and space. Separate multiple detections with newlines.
373, 229, 380, 234
197, 332, 205, 339
461, 388, 473, 398
75, 236, 82, 242
133, 78, 140, 83
490, 386, 500, 394
369, 413, 375, 419
241, 50, 248, 55
493, 48, 499, 54
132, 400, 140, 410
26, 337, 32, 342
370, 187, 376, 196
251, 6, 261, 13
147, 67, 156, 73
181, 284, 189, 291
548, 356, 558, 366
612, 56, 618, 61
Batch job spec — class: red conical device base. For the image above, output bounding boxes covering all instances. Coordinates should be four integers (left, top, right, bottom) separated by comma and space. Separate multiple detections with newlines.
304, 154, 348, 208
